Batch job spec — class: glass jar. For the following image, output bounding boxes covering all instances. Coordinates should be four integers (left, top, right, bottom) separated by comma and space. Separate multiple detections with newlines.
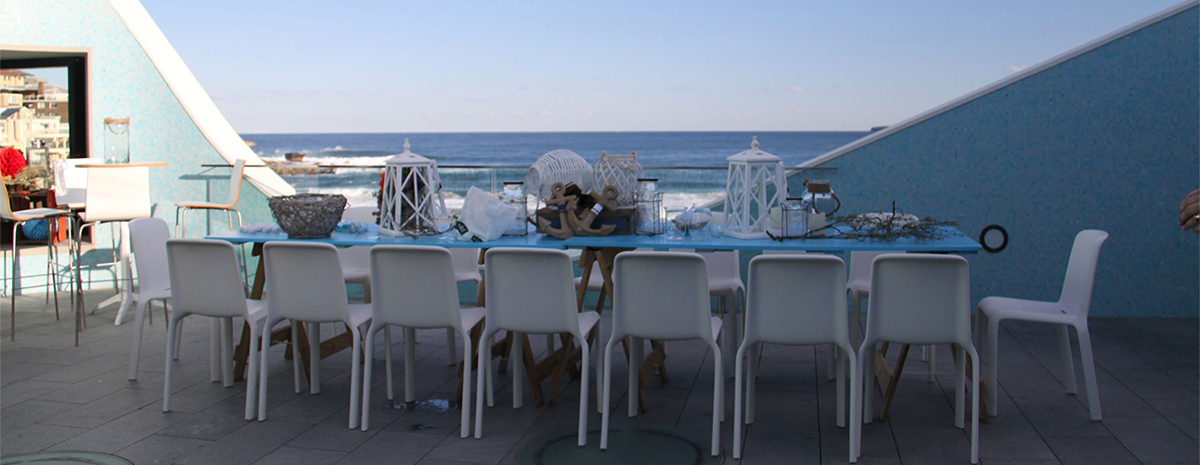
781, 197, 810, 237
635, 177, 663, 235
104, 117, 130, 164
501, 181, 528, 236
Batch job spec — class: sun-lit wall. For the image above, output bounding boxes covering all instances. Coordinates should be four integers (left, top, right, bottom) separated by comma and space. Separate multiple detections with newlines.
1, 0, 275, 239
790, 4, 1198, 317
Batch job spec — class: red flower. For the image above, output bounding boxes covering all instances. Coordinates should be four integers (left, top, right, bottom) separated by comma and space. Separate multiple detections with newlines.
0, 147, 26, 177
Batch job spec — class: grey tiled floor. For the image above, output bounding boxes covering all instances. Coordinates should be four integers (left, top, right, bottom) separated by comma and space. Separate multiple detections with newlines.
2, 289, 1196, 464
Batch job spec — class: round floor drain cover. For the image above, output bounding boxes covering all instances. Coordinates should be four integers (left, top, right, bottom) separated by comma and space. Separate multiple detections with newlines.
1, 452, 133, 465
519, 425, 723, 465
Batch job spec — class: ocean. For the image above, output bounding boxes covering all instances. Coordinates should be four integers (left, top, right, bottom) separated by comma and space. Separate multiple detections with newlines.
242, 131, 868, 211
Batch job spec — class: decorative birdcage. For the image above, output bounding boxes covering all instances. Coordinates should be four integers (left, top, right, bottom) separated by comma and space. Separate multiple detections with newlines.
379, 139, 446, 236
525, 149, 592, 202
593, 151, 643, 206
723, 136, 786, 239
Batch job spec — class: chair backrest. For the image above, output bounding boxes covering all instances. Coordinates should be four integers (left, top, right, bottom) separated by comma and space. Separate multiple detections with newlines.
221, 159, 246, 206
129, 218, 172, 294
612, 251, 713, 342
263, 242, 350, 322
746, 254, 847, 345
166, 239, 250, 318
483, 248, 579, 334
864, 253, 972, 346
449, 247, 482, 283
82, 165, 151, 222
1057, 229, 1109, 317
848, 250, 889, 284
52, 158, 100, 207
370, 245, 463, 330
0, 180, 15, 221
670, 249, 740, 285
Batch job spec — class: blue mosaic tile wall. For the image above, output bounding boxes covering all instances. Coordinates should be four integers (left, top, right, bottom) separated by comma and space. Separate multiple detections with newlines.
786, 7, 1199, 317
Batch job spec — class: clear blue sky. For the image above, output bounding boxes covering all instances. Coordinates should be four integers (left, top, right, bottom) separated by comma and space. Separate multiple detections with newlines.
138, 0, 1181, 134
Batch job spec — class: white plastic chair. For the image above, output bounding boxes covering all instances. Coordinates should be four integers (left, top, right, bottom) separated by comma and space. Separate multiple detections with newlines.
474, 248, 600, 447
127, 218, 185, 381
2, 181, 72, 340
176, 159, 247, 283
849, 250, 938, 382
856, 253, 979, 463
161, 239, 267, 420
259, 242, 372, 428
360, 245, 485, 435
175, 159, 245, 238
78, 165, 152, 325
601, 251, 723, 457
672, 249, 743, 374
976, 229, 1108, 421
446, 247, 483, 363
733, 254, 858, 462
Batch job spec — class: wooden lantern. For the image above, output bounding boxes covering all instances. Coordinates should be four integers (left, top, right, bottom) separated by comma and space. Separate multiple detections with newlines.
722, 136, 786, 239
379, 139, 446, 236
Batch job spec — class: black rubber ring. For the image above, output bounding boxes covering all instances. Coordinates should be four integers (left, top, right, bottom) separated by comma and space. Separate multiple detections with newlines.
980, 224, 1008, 253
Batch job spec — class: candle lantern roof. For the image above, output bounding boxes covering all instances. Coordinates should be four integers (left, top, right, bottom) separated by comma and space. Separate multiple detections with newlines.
385, 139, 433, 166
726, 136, 781, 163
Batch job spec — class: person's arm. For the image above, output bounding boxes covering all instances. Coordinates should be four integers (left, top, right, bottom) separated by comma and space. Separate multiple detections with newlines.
1179, 189, 1200, 232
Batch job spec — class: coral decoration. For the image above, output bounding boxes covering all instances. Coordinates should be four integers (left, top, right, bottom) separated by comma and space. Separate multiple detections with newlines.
0, 147, 26, 177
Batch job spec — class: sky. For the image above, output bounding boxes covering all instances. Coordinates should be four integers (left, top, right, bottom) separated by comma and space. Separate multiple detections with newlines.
130, 0, 1183, 134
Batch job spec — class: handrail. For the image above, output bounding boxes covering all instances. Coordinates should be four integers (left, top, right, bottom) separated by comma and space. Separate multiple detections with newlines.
201, 163, 835, 171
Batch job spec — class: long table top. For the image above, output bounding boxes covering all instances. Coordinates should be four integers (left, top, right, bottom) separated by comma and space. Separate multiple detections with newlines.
207, 225, 980, 253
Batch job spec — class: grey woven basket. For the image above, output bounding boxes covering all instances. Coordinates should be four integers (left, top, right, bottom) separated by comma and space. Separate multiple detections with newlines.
269, 194, 347, 238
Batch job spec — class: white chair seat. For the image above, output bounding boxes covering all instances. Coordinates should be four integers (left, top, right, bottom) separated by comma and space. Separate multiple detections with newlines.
11, 207, 70, 221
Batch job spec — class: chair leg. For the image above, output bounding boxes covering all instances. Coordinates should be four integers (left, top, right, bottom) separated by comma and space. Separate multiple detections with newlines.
967, 343, 981, 464
747, 342, 758, 424
628, 337, 643, 418
361, 323, 379, 431
732, 341, 750, 459
475, 327, 498, 439
845, 341, 861, 463
384, 326, 394, 401
11, 224, 19, 341
163, 313, 184, 412
210, 318, 221, 383
860, 339, 875, 424
836, 344, 847, 428
1057, 324, 1078, 394
348, 325, 363, 430
986, 315, 1001, 416
927, 345, 937, 383
221, 317, 234, 387
955, 344, 966, 429
600, 334, 619, 450
459, 326, 475, 438
708, 339, 722, 457
309, 322, 321, 395
258, 319, 278, 421
447, 327, 458, 366
404, 327, 417, 402
576, 337, 590, 447
1075, 324, 1102, 421
128, 299, 151, 380
245, 321, 262, 420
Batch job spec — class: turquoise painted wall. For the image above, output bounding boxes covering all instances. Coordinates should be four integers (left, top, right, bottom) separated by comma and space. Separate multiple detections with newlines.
786, 7, 1199, 317
4, 1, 273, 290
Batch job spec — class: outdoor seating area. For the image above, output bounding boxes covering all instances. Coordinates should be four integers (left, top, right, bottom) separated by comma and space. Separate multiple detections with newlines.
2, 286, 1196, 464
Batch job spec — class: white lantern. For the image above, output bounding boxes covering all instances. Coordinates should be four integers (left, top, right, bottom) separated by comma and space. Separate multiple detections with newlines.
722, 136, 786, 239
379, 139, 447, 236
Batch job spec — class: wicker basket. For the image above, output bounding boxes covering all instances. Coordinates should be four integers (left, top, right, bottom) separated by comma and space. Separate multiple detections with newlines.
269, 194, 347, 239
525, 149, 593, 202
